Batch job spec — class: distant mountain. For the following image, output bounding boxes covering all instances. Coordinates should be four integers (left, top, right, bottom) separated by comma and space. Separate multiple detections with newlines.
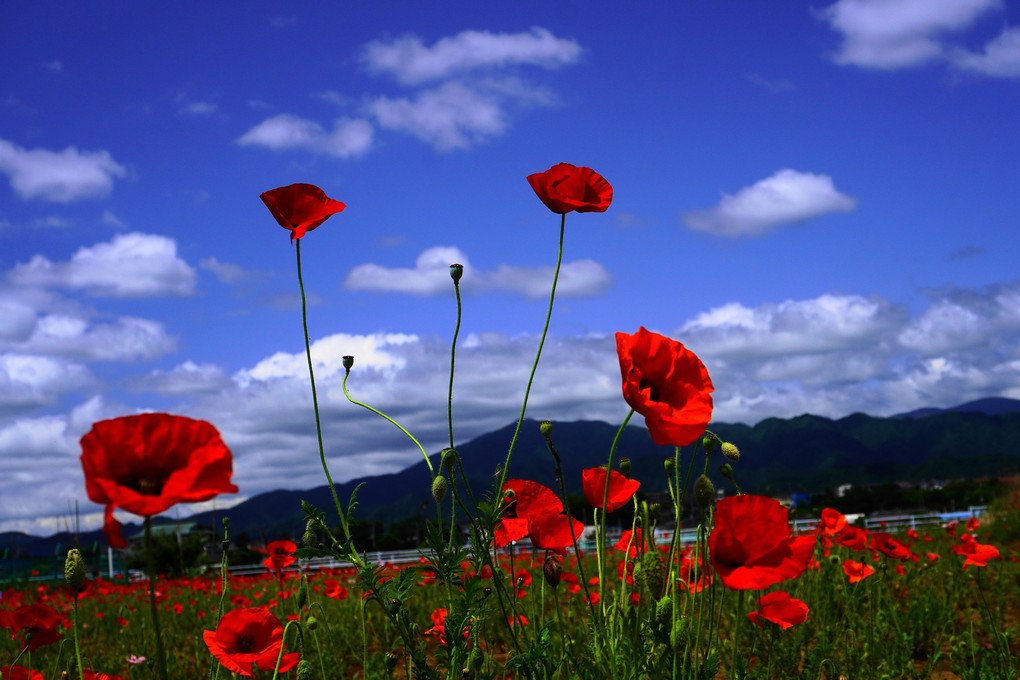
7, 399, 1020, 555
892, 397, 1020, 419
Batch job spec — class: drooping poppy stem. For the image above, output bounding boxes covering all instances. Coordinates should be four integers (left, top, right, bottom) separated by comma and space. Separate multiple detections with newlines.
295, 240, 358, 559
145, 517, 170, 680
497, 212, 566, 500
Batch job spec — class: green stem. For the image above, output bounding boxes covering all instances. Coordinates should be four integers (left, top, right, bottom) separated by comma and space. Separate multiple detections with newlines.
72, 592, 84, 680
448, 276, 462, 450
496, 212, 566, 498
145, 518, 170, 680
598, 409, 635, 614
295, 240, 353, 546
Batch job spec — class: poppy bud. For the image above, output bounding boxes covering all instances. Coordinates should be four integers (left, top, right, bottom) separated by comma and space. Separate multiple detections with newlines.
441, 448, 458, 471
540, 420, 553, 437
342, 355, 354, 371
449, 263, 464, 284
306, 616, 318, 630
297, 660, 314, 680
719, 463, 734, 480
222, 517, 230, 529
649, 503, 660, 520
721, 442, 740, 462
618, 457, 632, 478
671, 617, 692, 650
297, 574, 309, 610
543, 554, 562, 588
664, 457, 676, 476
432, 475, 448, 503
386, 598, 401, 615
655, 595, 673, 626
65, 548, 86, 593
694, 474, 715, 509
702, 434, 718, 455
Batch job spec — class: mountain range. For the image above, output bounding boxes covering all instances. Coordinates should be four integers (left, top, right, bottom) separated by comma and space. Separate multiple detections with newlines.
4, 397, 1020, 557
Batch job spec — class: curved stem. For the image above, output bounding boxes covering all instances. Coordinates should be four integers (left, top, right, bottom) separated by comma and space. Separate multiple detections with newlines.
496, 213, 566, 499
598, 409, 634, 614
295, 240, 352, 542
342, 373, 434, 477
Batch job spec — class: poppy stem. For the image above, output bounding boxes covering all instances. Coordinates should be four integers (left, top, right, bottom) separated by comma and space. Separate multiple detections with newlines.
72, 592, 84, 680
448, 267, 462, 451
598, 409, 634, 614
294, 240, 353, 549
144, 518, 170, 680
496, 212, 566, 499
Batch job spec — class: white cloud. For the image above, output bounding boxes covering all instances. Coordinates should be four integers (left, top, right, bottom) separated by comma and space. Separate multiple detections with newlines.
0, 138, 127, 202
200, 257, 248, 284
344, 246, 611, 298
682, 169, 857, 237
361, 27, 581, 84
237, 114, 373, 158
132, 361, 232, 396
101, 210, 126, 228
819, 0, 1002, 69
745, 73, 796, 93
0, 354, 91, 411
20, 315, 176, 362
10, 232, 196, 297
369, 81, 508, 151
951, 26, 1020, 77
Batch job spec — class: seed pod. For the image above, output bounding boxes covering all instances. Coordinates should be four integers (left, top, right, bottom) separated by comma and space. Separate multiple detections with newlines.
432, 475, 448, 503
694, 474, 715, 509
721, 442, 740, 462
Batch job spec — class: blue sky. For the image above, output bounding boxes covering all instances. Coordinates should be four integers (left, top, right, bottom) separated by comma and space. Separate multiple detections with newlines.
3, 0, 1020, 535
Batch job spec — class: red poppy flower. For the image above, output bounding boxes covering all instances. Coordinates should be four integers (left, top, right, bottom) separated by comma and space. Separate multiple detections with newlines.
1, 667, 44, 680
616, 327, 714, 447
494, 479, 564, 549
527, 163, 612, 214
952, 535, 1000, 569
203, 606, 298, 677
260, 183, 345, 241
80, 413, 239, 548
528, 512, 585, 556
323, 578, 348, 600
869, 533, 913, 561
709, 495, 816, 590
613, 528, 645, 558
262, 540, 297, 573
582, 467, 641, 513
747, 591, 809, 630
842, 559, 875, 584
0, 603, 68, 652
819, 508, 847, 535
84, 671, 126, 680
833, 524, 869, 551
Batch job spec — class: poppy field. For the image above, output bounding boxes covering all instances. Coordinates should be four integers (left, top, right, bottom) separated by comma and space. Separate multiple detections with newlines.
2, 165, 1019, 679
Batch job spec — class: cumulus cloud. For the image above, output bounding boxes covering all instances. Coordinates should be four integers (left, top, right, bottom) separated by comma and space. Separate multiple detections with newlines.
237, 114, 374, 158
0, 354, 91, 412
361, 27, 581, 84
368, 81, 510, 151
819, 0, 1005, 70
0, 138, 127, 202
9, 232, 197, 297
200, 257, 248, 284
951, 26, 1020, 77
131, 361, 232, 395
344, 246, 611, 297
682, 169, 857, 237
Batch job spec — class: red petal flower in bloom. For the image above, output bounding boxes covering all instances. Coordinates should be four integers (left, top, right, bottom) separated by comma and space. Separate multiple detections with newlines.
262, 540, 297, 573
260, 183, 345, 241
0, 603, 68, 652
613, 528, 645, 558
747, 591, 809, 630
1, 667, 44, 680
202, 606, 298, 677
84, 671, 126, 680
527, 163, 612, 214
842, 559, 875, 584
528, 512, 585, 556
869, 533, 913, 561
709, 495, 816, 590
582, 467, 641, 512
819, 508, 847, 535
952, 535, 1000, 569
494, 479, 564, 549
616, 327, 714, 447
80, 413, 238, 548
494, 518, 530, 549
833, 524, 869, 552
